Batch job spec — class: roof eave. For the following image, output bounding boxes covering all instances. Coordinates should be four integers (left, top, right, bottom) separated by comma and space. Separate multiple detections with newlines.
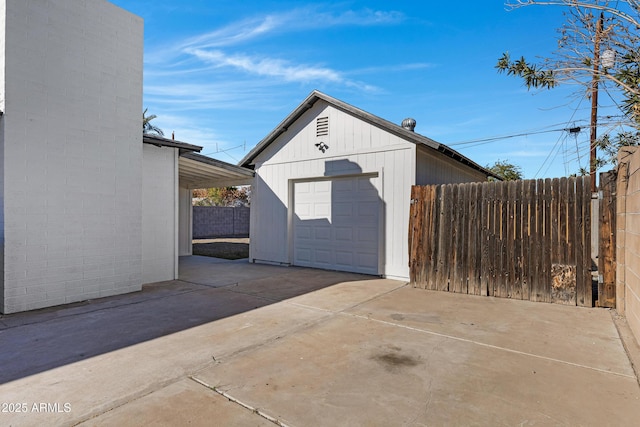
143, 134, 203, 154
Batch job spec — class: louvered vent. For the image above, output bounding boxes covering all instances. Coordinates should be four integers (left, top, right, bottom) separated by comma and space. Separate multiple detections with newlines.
316, 116, 329, 137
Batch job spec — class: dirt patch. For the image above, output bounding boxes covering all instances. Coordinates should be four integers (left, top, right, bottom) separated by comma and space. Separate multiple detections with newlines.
192, 238, 249, 260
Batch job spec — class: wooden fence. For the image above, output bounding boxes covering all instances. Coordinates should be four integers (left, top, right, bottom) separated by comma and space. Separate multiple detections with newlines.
408, 176, 593, 306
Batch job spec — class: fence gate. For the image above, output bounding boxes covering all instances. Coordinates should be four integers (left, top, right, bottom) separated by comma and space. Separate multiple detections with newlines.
408, 177, 593, 306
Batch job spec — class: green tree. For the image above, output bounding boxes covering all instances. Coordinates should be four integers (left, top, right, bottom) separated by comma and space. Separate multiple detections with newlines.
487, 160, 524, 181
143, 108, 164, 136
193, 186, 250, 207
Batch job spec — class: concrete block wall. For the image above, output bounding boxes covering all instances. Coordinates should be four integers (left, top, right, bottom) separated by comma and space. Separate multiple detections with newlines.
0, 0, 143, 313
193, 206, 250, 238
617, 146, 640, 345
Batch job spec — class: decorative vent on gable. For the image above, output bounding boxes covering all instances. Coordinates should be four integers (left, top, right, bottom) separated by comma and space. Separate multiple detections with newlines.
316, 116, 329, 137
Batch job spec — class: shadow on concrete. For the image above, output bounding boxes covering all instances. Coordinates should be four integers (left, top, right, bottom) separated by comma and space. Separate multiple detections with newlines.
192, 241, 249, 259
0, 257, 378, 384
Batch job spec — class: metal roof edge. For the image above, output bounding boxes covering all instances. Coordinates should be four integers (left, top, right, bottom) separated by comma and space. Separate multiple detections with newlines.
182, 152, 254, 177
143, 134, 203, 153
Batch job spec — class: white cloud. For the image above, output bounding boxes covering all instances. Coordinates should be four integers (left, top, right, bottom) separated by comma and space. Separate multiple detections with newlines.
178, 6, 405, 50
184, 48, 379, 91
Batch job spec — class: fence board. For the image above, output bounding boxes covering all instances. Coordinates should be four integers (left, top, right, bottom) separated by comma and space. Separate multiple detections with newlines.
480, 182, 491, 296
599, 171, 616, 308
427, 186, 440, 290
437, 185, 452, 291
409, 176, 593, 306
513, 180, 524, 299
468, 183, 481, 295
452, 184, 465, 293
409, 186, 422, 286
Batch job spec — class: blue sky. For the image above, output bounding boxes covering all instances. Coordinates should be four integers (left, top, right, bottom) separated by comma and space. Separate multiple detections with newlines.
111, 0, 625, 178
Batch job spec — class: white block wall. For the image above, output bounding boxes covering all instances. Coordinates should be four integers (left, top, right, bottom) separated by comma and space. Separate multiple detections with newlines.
0, 0, 143, 313
142, 144, 178, 284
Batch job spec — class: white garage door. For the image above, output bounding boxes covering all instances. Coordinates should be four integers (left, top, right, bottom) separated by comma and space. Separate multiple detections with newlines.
293, 175, 380, 275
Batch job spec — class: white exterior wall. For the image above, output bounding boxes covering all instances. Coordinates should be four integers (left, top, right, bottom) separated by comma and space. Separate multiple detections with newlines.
142, 145, 178, 283
250, 100, 415, 280
178, 185, 192, 256
0, 1, 143, 313
416, 147, 488, 185
0, 1, 6, 304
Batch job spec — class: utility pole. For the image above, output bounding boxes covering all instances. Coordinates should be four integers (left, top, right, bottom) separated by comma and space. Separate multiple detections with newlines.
589, 12, 604, 194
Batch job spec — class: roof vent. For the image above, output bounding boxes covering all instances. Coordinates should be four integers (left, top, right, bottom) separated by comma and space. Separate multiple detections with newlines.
316, 116, 329, 137
402, 118, 416, 132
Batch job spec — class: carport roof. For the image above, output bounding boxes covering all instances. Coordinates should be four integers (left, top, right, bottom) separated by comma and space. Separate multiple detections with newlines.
143, 134, 254, 189
240, 90, 501, 180
179, 153, 254, 189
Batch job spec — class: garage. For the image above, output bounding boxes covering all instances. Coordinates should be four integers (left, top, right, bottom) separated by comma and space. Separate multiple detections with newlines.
240, 91, 497, 280
293, 175, 381, 275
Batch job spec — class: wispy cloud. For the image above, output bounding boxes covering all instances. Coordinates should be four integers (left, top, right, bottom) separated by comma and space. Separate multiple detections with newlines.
179, 6, 405, 50
145, 6, 403, 92
184, 48, 378, 91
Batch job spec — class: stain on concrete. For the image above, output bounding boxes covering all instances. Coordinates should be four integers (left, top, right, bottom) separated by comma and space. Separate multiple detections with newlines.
372, 350, 421, 372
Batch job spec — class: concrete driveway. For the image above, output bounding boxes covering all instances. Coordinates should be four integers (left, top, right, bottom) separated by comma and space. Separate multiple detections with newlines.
1, 256, 639, 426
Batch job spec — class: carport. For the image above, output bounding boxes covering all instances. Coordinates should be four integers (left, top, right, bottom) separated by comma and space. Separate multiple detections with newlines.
177, 151, 254, 256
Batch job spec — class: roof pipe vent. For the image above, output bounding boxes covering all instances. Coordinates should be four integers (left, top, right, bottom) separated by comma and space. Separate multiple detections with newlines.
401, 117, 416, 132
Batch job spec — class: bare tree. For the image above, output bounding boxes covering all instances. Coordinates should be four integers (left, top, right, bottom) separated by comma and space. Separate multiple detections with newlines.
496, 1, 640, 185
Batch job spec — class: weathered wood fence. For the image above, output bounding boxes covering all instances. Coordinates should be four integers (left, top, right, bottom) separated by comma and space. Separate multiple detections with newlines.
408, 177, 593, 306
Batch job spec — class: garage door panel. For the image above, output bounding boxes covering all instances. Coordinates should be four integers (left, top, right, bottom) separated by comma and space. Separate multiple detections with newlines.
293, 176, 379, 275
358, 253, 378, 269
335, 226, 353, 241
333, 202, 353, 217
315, 249, 332, 265
335, 251, 353, 266
315, 181, 331, 193
296, 248, 312, 263
314, 226, 331, 240
357, 227, 378, 242
296, 182, 311, 193
314, 203, 331, 218
296, 203, 311, 218
295, 225, 312, 239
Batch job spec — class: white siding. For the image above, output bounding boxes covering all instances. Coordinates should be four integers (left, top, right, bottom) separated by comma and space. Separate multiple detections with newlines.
416, 146, 488, 185
250, 100, 415, 279
0, 1, 143, 313
142, 145, 178, 284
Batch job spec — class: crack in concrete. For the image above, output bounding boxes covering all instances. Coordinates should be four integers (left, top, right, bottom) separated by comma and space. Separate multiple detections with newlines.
189, 375, 291, 427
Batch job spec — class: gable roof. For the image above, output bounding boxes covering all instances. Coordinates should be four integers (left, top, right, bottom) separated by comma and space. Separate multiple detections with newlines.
239, 90, 500, 179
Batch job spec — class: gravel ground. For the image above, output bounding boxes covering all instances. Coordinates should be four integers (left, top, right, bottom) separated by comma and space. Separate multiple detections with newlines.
192, 238, 249, 260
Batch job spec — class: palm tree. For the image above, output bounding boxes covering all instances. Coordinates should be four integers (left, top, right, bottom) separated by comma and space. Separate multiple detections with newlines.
143, 108, 164, 136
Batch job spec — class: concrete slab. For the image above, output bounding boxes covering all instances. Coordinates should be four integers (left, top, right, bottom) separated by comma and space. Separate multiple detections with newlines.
83, 378, 272, 427
347, 286, 636, 377
193, 313, 640, 426
0, 257, 638, 426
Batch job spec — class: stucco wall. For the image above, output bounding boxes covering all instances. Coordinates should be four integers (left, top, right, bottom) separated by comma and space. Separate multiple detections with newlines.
617, 146, 640, 344
0, 1, 143, 313
142, 144, 177, 284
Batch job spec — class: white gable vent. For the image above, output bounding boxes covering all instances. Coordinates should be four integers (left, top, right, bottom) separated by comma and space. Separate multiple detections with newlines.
316, 116, 329, 137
